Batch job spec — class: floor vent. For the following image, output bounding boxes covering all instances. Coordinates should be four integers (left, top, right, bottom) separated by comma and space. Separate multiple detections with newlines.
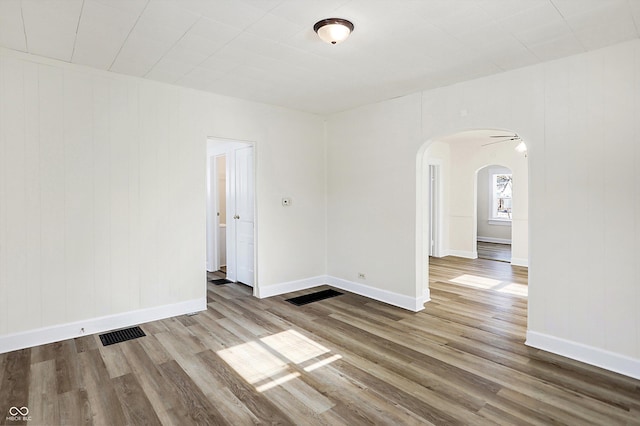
99, 326, 146, 346
209, 278, 233, 285
286, 289, 343, 306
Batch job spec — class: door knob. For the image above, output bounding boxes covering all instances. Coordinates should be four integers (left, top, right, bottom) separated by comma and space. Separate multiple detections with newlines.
234, 215, 240, 219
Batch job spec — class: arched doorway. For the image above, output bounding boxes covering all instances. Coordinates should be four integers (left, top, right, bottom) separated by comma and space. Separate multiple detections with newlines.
476, 164, 513, 262
416, 128, 529, 304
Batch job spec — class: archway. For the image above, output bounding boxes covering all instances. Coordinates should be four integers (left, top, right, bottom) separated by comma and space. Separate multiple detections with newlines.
475, 164, 513, 263
416, 128, 529, 305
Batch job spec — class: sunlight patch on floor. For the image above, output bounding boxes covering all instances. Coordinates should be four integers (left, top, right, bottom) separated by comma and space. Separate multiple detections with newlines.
304, 354, 343, 372
497, 282, 528, 297
217, 341, 288, 385
450, 274, 502, 289
450, 274, 528, 297
217, 329, 341, 393
261, 329, 330, 364
255, 372, 301, 392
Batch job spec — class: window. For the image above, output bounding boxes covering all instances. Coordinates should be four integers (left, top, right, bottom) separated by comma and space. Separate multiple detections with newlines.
491, 173, 512, 221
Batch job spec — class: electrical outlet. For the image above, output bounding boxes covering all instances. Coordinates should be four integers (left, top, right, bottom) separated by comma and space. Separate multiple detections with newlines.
358, 273, 366, 279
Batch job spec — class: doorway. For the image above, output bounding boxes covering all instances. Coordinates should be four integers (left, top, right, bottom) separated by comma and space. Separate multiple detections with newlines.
476, 165, 512, 263
206, 138, 256, 289
417, 128, 529, 311
427, 162, 443, 257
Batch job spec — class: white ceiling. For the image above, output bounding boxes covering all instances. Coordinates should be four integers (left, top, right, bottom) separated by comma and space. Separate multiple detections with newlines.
1, 0, 639, 114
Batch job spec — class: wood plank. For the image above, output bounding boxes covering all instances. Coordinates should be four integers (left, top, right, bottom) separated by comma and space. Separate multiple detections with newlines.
117, 340, 183, 425
77, 349, 127, 425
197, 349, 295, 425
58, 390, 92, 426
0, 349, 31, 415
112, 373, 162, 426
54, 340, 82, 395
158, 360, 228, 425
28, 360, 59, 425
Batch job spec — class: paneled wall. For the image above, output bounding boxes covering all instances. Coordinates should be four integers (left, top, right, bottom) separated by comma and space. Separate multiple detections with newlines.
327, 39, 640, 377
0, 55, 207, 337
0, 49, 326, 345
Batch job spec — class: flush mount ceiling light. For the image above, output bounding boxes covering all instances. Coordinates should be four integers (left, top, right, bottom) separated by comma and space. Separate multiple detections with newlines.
313, 18, 354, 45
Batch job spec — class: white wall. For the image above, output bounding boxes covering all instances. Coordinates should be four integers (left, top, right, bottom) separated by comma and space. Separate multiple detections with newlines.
327, 39, 640, 378
326, 94, 423, 301
477, 166, 512, 243
0, 48, 326, 351
441, 141, 527, 262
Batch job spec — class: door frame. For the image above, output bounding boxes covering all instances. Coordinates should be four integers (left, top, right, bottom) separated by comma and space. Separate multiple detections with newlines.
427, 161, 444, 257
474, 164, 514, 261
206, 154, 220, 272
207, 137, 258, 295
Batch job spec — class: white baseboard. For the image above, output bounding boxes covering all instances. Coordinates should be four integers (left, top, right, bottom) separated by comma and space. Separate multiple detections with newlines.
510, 257, 529, 267
477, 236, 512, 244
526, 330, 640, 380
421, 288, 431, 307
256, 275, 327, 299
258, 275, 427, 312
446, 249, 478, 259
0, 298, 206, 354
326, 276, 426, 312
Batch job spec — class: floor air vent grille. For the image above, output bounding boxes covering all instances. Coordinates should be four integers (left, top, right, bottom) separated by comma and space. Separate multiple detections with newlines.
285, 289, 343, 306
99, 326, 146, 346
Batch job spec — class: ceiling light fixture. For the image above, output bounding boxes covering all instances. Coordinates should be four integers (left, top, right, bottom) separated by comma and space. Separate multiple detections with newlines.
313, 18, 354, 45
515, 141, 528, 157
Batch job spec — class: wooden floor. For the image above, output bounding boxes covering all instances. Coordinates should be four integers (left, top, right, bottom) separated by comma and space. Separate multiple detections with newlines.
2, 257, 640, 425
477, 241, 512, 263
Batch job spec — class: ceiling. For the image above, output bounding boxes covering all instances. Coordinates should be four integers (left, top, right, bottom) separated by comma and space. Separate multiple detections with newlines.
1, 0, 638, 115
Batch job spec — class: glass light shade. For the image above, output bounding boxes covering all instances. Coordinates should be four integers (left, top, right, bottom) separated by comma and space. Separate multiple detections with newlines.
314, 18, 354, 45
515, 141, 528, 153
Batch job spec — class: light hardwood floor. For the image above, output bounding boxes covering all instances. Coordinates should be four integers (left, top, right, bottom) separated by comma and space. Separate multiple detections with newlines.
477, 241, 512, 263
1, 257, 639, 425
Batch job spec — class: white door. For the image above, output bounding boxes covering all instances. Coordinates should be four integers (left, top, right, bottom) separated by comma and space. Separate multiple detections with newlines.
233, 146, 255, 286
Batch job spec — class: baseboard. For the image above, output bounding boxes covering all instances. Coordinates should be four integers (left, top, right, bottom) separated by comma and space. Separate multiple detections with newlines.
256, 275, 327, 299
421, 288, 431, 307
510, 257, 529, 267
326, 276, 426, 312
258, 275, 427, 312
0, 298, 206, 354
526, 330, 640, 380
477, 236, 512, 244
446, 249, 478, 259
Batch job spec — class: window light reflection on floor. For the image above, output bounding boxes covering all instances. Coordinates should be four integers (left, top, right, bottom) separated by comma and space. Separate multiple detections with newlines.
450, 274, 502, 289
497, 283, 528, 297
216, 329, 342, 393
450, 274, 528, 297
261, 329, 329, 364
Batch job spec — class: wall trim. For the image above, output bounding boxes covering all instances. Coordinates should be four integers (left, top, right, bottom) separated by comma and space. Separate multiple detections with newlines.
256, 275, 328, 299
510, 257, 529, 267
258, 275, 427, 312
326, 276, 426, 312
446, 249, 478, 259
526, 330, 640, 380
477, 236, 512, 244
0, 298, 206, 355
